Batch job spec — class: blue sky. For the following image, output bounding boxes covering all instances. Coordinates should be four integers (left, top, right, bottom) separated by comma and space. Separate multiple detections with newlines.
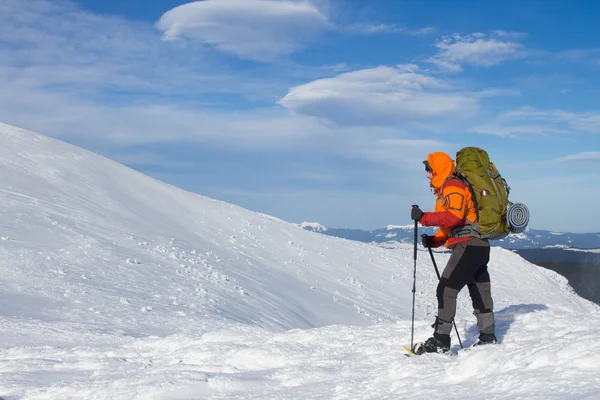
1, 0, 599, 233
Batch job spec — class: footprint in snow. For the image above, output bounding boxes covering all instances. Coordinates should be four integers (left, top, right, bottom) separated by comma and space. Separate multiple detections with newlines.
235, 286, 249, 295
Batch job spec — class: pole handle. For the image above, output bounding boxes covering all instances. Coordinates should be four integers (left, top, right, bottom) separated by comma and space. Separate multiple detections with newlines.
412, 205, 419, 260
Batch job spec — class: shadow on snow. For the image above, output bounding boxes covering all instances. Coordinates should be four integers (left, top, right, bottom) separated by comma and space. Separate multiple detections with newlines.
455, 303, 548, 351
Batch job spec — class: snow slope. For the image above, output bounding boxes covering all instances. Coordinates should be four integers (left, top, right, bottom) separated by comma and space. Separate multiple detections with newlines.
0, 122, 599, 399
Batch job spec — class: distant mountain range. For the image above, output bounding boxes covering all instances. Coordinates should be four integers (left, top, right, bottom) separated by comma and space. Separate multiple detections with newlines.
299, 222, 600, 250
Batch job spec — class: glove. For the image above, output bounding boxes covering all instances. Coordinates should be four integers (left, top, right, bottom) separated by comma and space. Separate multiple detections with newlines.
421, 235, 435, 248
411, 206, 424, 222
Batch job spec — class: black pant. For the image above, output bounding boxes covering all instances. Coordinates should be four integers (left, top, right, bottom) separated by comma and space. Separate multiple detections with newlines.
434, 239, 495, 336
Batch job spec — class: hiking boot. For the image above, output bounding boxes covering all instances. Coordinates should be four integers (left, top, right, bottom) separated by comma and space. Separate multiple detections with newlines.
473, 332, 498, 347
412, 333, 451, 355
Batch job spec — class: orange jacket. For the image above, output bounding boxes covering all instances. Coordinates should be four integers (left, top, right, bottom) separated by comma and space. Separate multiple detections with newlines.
419, 152, 479, 248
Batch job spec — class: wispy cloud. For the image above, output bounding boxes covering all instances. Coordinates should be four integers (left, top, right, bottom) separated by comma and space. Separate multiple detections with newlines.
556, 152, 600, 162
469, 106, 600, 138
553, 48, 600, 63
0, 0, 239, 96
504, 107, 600, 133
428, 32, 526, 72
410, 27, 436, 36
568, 113, 600, 133
342, 22, 403, 34
471, 88, 521, 98
342, 23, 434, 36
279, 64, 481, 127
492, 30, 527, 39
468, 125, 565, 138
0, 84, 332, 148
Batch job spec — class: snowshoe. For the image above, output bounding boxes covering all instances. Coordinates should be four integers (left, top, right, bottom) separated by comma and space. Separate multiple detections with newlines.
473, 332, 498, 347
412, 333, 451, 355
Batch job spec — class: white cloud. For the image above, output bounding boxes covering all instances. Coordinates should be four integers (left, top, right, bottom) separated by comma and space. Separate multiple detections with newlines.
492, 30, 527, 39
0, 0, 220, 94
343, 22, 404, 34
0, 81, 330, 148
473, 88, 521, 98
411, 27, 436, 36
568, 113, 600, 133
429, 32, 525, 72
556, 152, 600, 162
342, 23, 434, 36
469, 125, 567, 138
278, 65, 479, 126
503, 107, 600, 133
156, 0, 329, 62
469, 106, 600, 138
557, 48, 600, 62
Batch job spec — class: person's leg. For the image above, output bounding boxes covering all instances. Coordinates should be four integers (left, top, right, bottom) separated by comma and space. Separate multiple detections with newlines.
467, 264, 495, 336
414, 242, 489, 354
435, 242, 490, 335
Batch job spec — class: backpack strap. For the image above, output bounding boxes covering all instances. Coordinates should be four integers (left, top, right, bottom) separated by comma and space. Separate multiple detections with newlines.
437, 176, 465, 207
438, 175, 482, 239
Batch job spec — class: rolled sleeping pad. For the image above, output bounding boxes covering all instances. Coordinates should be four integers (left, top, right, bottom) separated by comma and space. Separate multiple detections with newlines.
507, 202, 529, 233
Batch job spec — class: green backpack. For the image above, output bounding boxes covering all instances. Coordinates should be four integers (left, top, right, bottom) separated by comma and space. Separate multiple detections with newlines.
454, 147, 512, 240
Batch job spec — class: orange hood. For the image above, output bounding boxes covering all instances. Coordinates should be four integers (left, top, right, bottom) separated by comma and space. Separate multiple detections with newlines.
426, 152, 455, 192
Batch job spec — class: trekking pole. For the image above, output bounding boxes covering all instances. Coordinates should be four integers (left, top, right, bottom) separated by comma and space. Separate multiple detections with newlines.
410, 205, 419, 351
423, 234, 463, 349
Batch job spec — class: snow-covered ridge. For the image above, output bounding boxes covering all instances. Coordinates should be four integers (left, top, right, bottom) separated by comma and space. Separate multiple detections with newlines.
385, 224, 414, 230
1, 122, 599, 398
299, 221, 328, 232
302, 222, 600, 249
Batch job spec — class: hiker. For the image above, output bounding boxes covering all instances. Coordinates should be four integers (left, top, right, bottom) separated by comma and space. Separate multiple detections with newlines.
410, 151, 498, 354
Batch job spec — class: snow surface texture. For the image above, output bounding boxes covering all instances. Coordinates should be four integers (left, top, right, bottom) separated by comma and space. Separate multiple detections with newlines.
0, 122, 599, 399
